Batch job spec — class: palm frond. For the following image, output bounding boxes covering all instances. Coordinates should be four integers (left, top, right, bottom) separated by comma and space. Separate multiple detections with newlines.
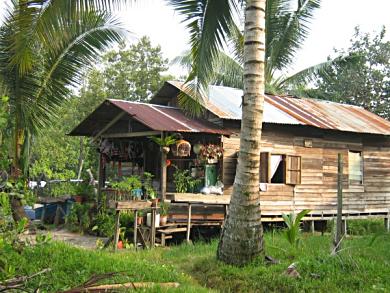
279, 53, 361, 89
6, 0, 130, 75
167, 0, 238, 113
266, 0, 321, 82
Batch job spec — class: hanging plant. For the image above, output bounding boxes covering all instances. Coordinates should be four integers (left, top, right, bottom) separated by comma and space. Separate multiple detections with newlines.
149, 135, 177, 154
199, 144, 224, 163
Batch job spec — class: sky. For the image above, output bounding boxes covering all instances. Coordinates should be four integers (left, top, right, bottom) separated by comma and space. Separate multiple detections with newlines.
0, 0, 389, 77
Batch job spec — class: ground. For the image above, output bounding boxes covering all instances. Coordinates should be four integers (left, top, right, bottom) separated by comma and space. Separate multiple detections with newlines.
4, 222, 390, 292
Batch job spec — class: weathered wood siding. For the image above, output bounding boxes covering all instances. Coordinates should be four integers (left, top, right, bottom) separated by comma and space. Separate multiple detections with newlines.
222, 127, 390, 216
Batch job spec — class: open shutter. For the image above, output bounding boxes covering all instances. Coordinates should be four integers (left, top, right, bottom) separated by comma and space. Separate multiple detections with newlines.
260, 152, 270, 183
286, 155, 301, 185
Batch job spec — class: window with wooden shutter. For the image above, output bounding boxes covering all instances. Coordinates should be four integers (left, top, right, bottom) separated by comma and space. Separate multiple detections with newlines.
285, 155, 301, 185
260, 152, 270, 183
348, 151, 363, 185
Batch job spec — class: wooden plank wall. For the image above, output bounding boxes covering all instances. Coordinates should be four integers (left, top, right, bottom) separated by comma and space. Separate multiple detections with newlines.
222, 129, 390, 216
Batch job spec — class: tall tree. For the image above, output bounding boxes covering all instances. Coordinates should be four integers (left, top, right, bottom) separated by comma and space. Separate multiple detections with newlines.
0, 0, 126, 220
102, 37, 169, 101
168, 0, 266, 266
313, 27, 390, 119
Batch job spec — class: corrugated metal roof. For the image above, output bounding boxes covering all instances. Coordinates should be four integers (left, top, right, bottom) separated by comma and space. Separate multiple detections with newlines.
69, 99, 231, 136
165, 81, 390, 135
111, 100, 230, 134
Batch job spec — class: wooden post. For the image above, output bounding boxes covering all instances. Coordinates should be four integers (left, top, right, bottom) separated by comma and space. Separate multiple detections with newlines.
334, 153, 343, 253
114, 210, 120, 252
160, 132, 167, 201
311, 220, 315, 234
186, 203, 192, 243
385, 210, 390, 232
134, 210, 138, 250
97, 153, 105, 208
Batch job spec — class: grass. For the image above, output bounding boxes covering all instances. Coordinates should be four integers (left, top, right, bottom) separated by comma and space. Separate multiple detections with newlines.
3, 223, 390, 292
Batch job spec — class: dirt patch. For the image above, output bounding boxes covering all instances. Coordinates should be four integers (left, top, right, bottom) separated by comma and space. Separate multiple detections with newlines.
22, 228, 108, 249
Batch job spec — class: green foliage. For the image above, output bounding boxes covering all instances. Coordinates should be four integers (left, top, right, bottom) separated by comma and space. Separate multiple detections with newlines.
66, 203, 91, 233
111, 176, 142, 193
49, 182, 77, 197
346, 219, 386, 236
313, 27, 390, 119
91, 211, 115, 238
102, 37, 169, 102
75, 184, 95, 201
282, 209, 310, 248
143, 172, 156, 199
173, 167, 201, 193
0, 0, 126, 176
173, 168, 191, 193
3, 232, 390, 292
159, 201, 170, 216
149, 135, 177, 147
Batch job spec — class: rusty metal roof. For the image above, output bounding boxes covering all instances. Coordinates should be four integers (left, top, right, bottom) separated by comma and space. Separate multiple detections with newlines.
160, 81, 390, 136
69, 99, 231, 137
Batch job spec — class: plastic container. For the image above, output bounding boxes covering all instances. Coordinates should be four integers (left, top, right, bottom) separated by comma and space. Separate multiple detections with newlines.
146, 213, 160, 227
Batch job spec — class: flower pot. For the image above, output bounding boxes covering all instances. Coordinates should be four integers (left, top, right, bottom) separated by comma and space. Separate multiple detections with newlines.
151, 198, 159, 207
162, 146, 170, 154
117, 240, 123, 249
160, 215, 168, 226
136, 216, 143, 226
73, 195, 83, 203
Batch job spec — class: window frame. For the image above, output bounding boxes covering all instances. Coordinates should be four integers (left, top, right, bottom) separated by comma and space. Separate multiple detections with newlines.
348, 150, 364, 185
259, 152, 301, 185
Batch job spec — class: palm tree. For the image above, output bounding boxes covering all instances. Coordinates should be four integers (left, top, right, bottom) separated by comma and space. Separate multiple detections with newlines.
0, 0, 127, 221
167, 0, 267, 266
173, 0, 323, 95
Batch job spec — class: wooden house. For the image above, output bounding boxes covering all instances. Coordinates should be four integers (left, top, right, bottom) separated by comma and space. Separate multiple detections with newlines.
70, 81, 390, 224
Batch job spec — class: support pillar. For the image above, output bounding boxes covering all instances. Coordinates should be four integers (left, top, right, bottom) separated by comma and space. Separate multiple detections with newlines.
160, 132, 167, 201
186, 203, 192, 243
385, 213, 390, 232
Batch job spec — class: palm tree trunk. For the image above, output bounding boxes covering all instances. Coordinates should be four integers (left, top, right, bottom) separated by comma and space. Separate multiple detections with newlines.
10, 119, 28, 221
217, 0, 266, 266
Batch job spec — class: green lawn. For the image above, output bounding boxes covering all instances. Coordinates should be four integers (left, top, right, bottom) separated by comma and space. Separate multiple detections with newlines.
4, 229, 390, 292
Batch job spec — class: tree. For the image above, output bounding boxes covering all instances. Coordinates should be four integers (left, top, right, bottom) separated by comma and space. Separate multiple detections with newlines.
168, 0, 266, 266
102, 37, 169, 101
313, 27, 390, 119
0, 0, 126, 221
172, 0, 322, 95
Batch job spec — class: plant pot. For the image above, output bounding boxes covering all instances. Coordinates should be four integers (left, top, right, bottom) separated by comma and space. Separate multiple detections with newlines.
73, 195, 83, 203
151, 198, 159, 207
136, 216, 143, 226
160, 215, 168, 226
162, 146, 170, 154
117, 240, 123, 249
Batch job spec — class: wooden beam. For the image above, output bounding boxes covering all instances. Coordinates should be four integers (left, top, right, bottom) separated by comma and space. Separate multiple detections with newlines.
334, 153, 343, 253
186, 203, 192, 243
114, 210, 120, 252
160, 132, 167, 200
102, 131, 160, 139
93, 112, 126, 141
134, 210, 138, 250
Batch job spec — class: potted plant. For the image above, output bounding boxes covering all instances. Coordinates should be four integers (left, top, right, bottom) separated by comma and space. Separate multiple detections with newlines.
143, 172, 157, 202
159, 201, 170, 226
149, 135, 177, 154
74, 183, 94, 203
173, 168, 191, 193
111, 176, 142, 200
136, 210, 144, 225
